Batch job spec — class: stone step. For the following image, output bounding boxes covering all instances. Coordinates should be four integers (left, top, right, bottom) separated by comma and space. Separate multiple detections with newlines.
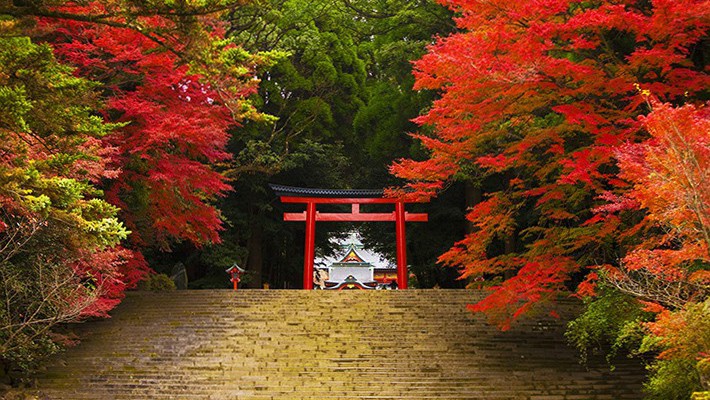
32, 290, 646, 399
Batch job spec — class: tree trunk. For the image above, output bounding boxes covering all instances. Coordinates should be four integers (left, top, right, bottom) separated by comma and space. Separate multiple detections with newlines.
503, 227, 517, 280
464, 181, 482, 234
246, 217, 264, 288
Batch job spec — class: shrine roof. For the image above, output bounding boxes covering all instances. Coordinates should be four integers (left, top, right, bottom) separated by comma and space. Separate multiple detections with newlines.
269, 184, 384, 198
338, 244, 366, 263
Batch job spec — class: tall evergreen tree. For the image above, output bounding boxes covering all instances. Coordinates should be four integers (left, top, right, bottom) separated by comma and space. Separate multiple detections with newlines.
196, 0, 463, 289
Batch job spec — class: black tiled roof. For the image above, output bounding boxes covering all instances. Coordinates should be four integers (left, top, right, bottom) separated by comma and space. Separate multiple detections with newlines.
269, 184, 384, 198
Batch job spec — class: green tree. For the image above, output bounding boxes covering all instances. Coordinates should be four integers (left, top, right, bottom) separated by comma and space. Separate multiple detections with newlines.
0, 36, 133, 381
198, 0, 464, 289
185, 0, 369, 288
352, 0, 455, 183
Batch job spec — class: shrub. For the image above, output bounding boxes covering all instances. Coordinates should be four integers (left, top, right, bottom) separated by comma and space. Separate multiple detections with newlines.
566, 286, 651, 364
138, 273, 176, 292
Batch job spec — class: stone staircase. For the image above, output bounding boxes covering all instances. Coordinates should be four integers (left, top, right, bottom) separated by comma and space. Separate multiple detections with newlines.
33, 290, 646, 399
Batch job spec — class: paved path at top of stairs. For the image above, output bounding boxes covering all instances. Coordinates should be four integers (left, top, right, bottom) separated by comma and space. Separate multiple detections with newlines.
33, 289, 646, 399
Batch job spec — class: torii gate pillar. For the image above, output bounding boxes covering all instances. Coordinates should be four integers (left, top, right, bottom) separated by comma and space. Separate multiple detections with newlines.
303, 201, 316, 290
395, 201, 408, 289
271, 185, 428, 290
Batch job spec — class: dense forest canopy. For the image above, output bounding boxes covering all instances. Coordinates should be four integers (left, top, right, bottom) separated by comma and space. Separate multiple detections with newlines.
0, 0, 708, 397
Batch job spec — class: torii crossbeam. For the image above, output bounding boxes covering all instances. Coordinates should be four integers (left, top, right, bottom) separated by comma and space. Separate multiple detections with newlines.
270, 184, 428, 290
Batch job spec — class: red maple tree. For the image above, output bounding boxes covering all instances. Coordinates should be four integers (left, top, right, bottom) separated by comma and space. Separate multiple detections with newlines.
41, 2, 265, 251
597, 99, 709, 306
390, 0, 709, 328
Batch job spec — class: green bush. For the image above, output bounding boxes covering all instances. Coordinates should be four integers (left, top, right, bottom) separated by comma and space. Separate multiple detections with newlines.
138, 273, 176, 292
568, 289, 710, 399
0, 332, 61, 386
566, 286, 650, 364
645, 358, 701, 400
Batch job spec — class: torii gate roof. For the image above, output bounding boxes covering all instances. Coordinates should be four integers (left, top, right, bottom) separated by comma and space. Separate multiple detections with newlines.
269, 184, 384, 199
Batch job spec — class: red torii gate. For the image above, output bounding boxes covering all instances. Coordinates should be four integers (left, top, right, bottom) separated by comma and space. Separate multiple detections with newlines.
270, 184, 428, 290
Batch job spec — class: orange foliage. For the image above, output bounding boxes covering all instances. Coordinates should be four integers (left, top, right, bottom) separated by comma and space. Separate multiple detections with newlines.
392, 0, 709, 328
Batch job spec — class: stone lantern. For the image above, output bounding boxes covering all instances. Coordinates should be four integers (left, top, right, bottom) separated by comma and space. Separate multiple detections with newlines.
225, 264, 245, 291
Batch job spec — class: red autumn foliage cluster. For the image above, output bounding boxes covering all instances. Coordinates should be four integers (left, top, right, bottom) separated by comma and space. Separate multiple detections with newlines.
598, 100, 709, 307
391, 0, 709, 329
69, 247, 149, 318
42, 3, 249, 250
617, 101, 708, 272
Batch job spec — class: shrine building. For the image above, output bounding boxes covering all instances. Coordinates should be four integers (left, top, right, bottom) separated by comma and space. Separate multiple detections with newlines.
314, 235, 398, 290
